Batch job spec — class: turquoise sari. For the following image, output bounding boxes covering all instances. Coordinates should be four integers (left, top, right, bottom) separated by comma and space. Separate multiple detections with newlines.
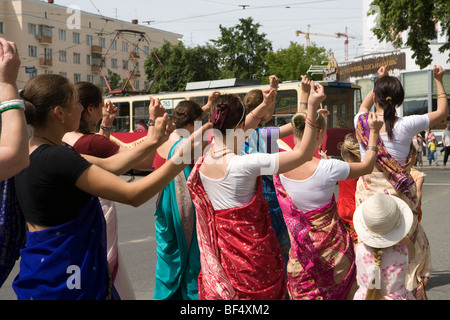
153, 138, 200, 300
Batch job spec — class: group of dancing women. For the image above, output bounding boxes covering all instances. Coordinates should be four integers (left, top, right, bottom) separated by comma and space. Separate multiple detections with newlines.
0, 36, 448, 300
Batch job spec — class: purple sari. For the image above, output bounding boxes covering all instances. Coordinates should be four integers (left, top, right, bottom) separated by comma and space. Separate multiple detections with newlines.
273, 175, 356, 300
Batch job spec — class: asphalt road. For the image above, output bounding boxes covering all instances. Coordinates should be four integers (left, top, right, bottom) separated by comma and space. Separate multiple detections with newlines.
0, 159, 449, 300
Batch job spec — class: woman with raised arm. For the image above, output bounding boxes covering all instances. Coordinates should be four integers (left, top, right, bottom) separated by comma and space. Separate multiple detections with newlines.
354, 65, 448, 300
186, 83, 325, 300
0, 38, 30, 287
272, 106, 383, 300
12, 73, 211, 300
0, 38, 29, 180
62, 82, 169, 300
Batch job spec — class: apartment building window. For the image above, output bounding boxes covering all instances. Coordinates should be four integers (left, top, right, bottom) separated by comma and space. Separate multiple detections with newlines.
28, 23, 37, 35
143, 46, 150, 56
39, 25, 52, 37
86, 35, 93, 46
45, 70, 53, 74
74, 73, 82, 83
111, 40, 117, 50
122, 41, 128, 52
0, 22, 4, 34
44, 48, 53, 61
73, 53, 81, 64
111, 58, 118, 69
99, 37, 106, 48
122, 60, 128, 70
59, 50, 67, 62
86, 54, 91, 66
59, 29, 66, 41
60, 72, 67, 78
28, 45, 38, 57
73, 32, 80, 44
87, 74, 94, 84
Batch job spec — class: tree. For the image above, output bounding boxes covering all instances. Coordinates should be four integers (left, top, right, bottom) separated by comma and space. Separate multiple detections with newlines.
369, 0, 450, 69
264, 42, 329, 83
144, 41, 221, 93
212, 17, 273, 80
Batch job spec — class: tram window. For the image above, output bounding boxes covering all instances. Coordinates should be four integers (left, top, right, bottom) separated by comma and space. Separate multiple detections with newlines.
132, 100, 150, 131
274, 89, 297, 115
189, 96, 208, 106
322, 87, 355, 129
111, 101, 130, 132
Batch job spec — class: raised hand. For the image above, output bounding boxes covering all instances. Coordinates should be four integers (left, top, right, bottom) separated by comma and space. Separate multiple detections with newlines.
368, 112, 383, 133
433, 65, 445, 82
377, 66, 389, 78
308, 81, 327, 109
269, 75, 280, 90
301, 75, 311, 94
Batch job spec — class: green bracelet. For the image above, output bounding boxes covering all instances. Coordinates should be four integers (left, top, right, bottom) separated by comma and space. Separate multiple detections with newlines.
0, 105, 24, 114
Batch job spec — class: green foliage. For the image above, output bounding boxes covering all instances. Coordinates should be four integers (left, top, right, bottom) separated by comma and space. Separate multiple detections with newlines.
144, 41, 221, 92
264, 42, 329, 83
212, 17, 273, 80
369, 0, 450, 69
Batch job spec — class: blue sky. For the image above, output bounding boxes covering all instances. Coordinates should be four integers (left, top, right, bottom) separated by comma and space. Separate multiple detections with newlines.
56, 0, 364, 63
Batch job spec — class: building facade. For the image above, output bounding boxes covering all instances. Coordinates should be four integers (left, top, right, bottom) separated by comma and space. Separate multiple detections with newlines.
0, 0, 181, 92
338, 0, 449, 129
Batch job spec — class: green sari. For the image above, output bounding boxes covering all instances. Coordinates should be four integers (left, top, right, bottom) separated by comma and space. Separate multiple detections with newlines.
153, 138, 200, 300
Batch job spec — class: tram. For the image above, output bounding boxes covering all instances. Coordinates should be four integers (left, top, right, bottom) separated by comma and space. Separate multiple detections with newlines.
105, 79, 362, 157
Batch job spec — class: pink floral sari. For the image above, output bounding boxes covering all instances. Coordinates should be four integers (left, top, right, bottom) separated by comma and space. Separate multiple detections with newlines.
186, 155, 287, 300
273, 175, 356, 300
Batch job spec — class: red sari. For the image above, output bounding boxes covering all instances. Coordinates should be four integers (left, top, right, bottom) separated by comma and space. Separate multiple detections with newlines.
186, 155, 286, 300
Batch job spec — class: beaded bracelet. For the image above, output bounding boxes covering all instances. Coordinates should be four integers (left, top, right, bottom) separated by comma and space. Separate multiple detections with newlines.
0, 99, 25, 114
147, 119, 156, 126
100, 125, 113, 131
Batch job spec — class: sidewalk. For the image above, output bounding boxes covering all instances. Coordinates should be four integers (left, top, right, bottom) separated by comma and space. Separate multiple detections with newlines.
413, 148, 448, 170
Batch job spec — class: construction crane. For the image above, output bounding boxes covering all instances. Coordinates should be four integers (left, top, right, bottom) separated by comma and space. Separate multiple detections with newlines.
295, 25, 357, 62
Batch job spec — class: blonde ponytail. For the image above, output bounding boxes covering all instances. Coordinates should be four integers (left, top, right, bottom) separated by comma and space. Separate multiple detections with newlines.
365, 248, 383, 300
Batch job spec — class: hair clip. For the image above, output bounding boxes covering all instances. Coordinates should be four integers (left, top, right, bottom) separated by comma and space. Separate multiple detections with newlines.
385, 96, 392, 101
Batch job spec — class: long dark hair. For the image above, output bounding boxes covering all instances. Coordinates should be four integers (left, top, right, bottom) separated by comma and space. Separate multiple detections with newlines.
75, 82, 103, 134
373, 76, 404, 141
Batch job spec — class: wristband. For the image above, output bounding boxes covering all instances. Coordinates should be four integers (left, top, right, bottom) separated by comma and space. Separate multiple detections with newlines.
366, 146, 378, 152
100, 125, 112, 131
300, 101, 308, 106
0, 105, 24, 114
147, 119, 156, 126
0, 99, 25, 113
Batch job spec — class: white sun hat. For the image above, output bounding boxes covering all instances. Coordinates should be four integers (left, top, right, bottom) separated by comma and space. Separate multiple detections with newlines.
353, 193, 413, 249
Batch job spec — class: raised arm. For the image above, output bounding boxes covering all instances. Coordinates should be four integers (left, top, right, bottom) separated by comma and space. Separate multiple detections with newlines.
346, 112, 383, 179
275, 81, 326, 173
98, 100, 118, 139
75, 122, 212, 207
0, 38, 30, 180
244, 87, 277, 131
427, 65, 448, 127
82, 114, 174, 175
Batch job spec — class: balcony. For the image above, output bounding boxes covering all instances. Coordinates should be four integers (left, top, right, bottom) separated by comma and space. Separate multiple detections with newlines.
91, 65, 101, 73
91, 45, 102, 54
130, 51, 140, 59
36, 34, 52, 45
39, 58, 52, 67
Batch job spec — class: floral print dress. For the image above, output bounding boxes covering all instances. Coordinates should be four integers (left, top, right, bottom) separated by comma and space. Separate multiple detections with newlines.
354, 243, 415, 300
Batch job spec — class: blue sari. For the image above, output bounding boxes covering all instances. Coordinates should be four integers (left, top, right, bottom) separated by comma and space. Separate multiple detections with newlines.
242, 127, 291, 265
153, 138, 200, 300
0, 178, 26, 287
13, 195, 113, 300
